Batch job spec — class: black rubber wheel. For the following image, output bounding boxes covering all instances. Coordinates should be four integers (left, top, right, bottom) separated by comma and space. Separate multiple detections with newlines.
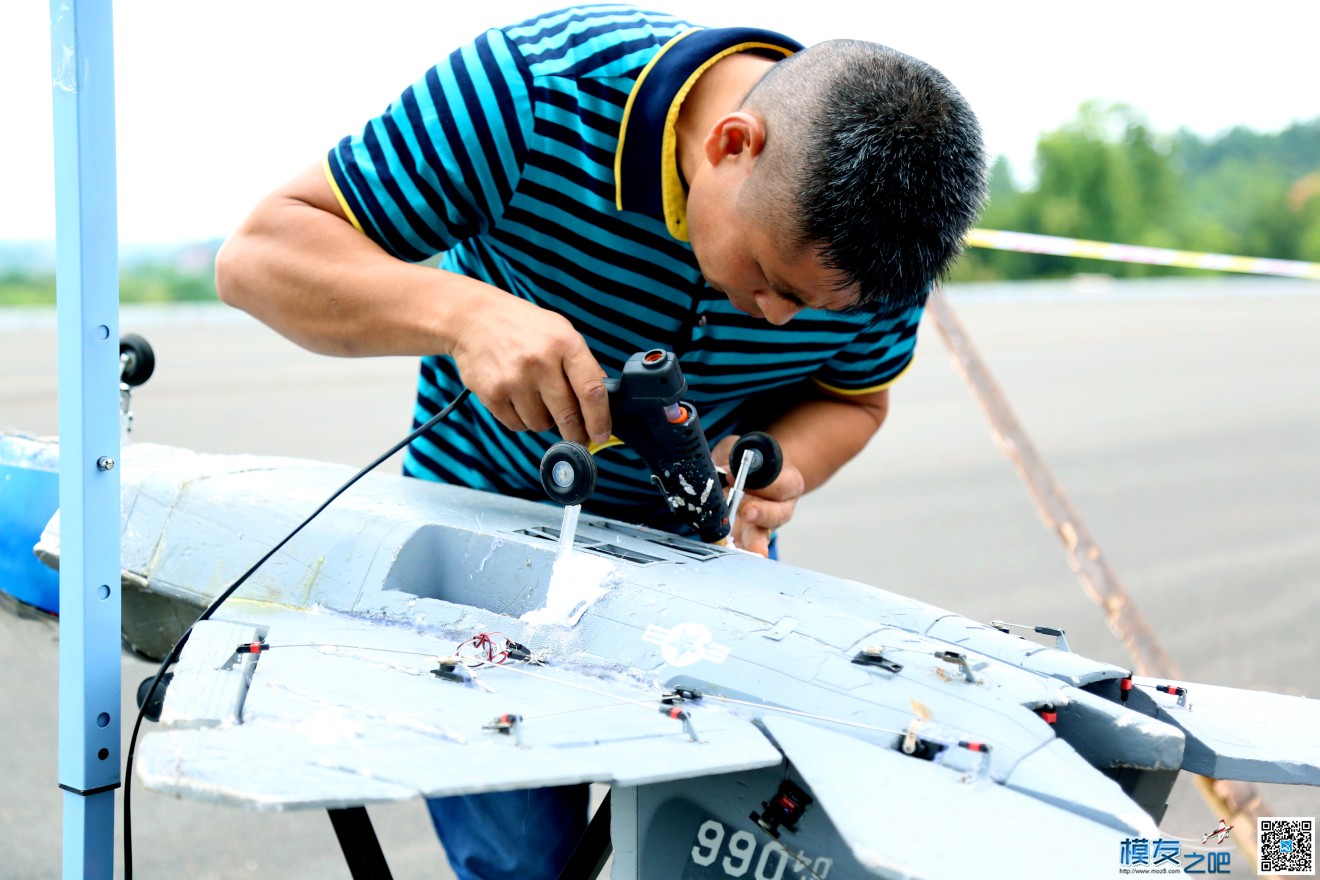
136, 672, 173, 722
731, 431, 783, 490
539, 441, 597, 505
119, 333, 155, 387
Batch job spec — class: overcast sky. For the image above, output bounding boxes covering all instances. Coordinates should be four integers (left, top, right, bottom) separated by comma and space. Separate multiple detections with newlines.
3, 1, 1317, 244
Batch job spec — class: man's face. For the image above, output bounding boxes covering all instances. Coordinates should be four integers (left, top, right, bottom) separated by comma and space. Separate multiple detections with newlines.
687, 175, 859, 325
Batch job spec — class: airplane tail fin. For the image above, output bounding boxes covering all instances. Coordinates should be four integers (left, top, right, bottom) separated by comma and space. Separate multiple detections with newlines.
1126, 676, 1320, 786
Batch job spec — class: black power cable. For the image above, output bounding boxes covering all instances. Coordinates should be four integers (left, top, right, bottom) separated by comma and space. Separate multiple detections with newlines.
123, 388, 470, 878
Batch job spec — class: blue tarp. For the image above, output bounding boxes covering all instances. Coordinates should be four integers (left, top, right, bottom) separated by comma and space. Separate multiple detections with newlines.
0, 433, 60, 613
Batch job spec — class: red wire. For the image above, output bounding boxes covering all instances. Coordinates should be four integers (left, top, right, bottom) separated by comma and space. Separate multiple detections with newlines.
459, 631, 511, 665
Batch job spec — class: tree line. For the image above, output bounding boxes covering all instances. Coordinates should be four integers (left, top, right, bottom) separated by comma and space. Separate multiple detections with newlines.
2, 103, 1317, 305
952, 102, 1320, 281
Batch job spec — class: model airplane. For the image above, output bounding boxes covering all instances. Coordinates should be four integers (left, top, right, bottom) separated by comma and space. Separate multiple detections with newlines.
24, 432, 1320, 880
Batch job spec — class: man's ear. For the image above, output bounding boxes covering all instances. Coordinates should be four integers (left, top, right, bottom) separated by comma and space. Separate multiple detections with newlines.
703, 111, 767, 167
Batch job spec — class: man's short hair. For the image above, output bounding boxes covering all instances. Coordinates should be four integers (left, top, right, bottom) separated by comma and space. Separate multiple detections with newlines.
741, 40, 987, 313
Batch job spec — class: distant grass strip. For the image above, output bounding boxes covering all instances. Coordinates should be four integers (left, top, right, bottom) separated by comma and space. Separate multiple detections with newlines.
0, 266, 219, 307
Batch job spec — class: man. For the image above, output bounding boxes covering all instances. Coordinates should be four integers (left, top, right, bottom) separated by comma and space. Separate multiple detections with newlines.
216, 5, 985, 878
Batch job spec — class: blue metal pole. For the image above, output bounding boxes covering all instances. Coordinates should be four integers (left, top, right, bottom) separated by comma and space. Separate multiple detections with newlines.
51, 1, 122, 877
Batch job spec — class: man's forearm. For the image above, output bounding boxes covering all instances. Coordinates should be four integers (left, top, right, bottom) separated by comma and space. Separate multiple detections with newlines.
215, 163, 491, 359
762, 389, 889, 493
215, 162, 613, 443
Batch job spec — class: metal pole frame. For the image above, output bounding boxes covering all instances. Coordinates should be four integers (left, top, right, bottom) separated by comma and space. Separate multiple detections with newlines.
51, 1, 122, 876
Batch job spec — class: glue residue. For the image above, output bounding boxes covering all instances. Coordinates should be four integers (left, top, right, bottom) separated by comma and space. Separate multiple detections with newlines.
521, 553, 619, 627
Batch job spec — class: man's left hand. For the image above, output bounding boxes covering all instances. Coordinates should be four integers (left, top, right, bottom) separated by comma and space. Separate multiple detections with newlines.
711, 435, 805, 557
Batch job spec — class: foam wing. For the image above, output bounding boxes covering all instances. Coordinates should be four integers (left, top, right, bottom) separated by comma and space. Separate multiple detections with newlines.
137, 615, 781, 810
762, 715, 1154, 880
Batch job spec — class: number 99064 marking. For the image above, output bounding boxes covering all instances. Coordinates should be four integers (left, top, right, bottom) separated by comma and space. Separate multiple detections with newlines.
689, 818, 832, 879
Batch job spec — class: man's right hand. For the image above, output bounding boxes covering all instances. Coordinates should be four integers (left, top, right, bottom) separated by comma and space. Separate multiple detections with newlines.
216, 161, 611, 446
449, 292, 611, 446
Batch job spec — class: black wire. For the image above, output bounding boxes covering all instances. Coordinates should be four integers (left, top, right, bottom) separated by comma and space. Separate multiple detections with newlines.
123, 388, 470, 878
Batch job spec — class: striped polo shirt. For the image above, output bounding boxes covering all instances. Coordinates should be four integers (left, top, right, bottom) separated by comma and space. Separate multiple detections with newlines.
326, 4, 924, 531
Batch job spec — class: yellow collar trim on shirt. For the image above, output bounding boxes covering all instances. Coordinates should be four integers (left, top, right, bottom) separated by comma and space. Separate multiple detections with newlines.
659, 41, 793, 242
614, 28, 701, 213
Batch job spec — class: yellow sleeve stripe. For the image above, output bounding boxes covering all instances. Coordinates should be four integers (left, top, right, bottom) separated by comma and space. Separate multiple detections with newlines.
812, 358, 914, 396
323, 155, 365, 233
614, 28, 701, 212
587, 436, 625, 455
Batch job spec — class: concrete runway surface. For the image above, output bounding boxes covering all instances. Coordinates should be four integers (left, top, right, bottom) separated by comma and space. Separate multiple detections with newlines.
2, 276, 1318, 878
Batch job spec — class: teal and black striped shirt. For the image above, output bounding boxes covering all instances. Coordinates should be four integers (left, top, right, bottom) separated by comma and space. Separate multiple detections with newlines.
327, 4, 923, 530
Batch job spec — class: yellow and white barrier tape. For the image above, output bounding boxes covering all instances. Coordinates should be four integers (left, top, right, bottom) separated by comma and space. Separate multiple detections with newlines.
966, 228, 1320, 280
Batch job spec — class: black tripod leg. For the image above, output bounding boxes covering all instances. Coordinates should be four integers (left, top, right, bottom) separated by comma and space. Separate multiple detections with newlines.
558, 789, 613, 880
328, 806, 394, 880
